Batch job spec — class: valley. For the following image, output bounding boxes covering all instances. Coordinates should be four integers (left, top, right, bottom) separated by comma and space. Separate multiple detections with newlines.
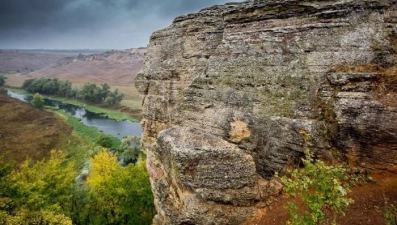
2, 48, 145, 112
0, 49, 153, 224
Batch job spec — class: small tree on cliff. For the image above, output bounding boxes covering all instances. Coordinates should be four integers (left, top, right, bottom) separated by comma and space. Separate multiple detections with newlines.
278, 131, 353, 225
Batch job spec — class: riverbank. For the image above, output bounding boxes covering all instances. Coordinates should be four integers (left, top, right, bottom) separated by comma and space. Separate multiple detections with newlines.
9, 88, 141, 122
50, 107, 121, 149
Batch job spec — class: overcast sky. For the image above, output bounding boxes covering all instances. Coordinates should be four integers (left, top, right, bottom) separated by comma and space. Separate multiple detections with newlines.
0, 0, 244, 50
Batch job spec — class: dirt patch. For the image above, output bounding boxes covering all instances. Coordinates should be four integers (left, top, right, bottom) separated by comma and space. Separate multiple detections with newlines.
0, 94, 73, 165
248, 171, 397, 225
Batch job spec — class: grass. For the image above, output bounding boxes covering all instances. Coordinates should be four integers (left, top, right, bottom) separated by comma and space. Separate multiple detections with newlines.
0, 92, 121, 169
4, 73, 26, 87
0, 94, 83, 167
114, 85, 142, 110
57, 128, 94, 169
50, 108, 121, 151
120, 99, 142, 109
8, 88, 139, 122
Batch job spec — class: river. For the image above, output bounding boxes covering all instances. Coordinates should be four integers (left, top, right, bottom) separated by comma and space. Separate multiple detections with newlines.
7, 90, 142, 140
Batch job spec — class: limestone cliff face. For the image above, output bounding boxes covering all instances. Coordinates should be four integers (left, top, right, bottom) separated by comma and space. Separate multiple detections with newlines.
135, 0, 397, 224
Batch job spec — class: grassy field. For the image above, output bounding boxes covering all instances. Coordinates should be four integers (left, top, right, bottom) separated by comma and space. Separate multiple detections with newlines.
8, 88, 140, 121
115, 85, 142, 110
4, 73, 27, 87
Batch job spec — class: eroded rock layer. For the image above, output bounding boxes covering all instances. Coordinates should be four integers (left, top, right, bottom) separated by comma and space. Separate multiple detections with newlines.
135, 0, 397, 224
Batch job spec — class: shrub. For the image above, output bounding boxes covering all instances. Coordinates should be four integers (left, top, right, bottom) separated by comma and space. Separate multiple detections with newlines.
384, 203, 397, 225
278, 132, 353, 225
0, 87, 7, 95
96, 134, 113, 148
32, 93, 45, 108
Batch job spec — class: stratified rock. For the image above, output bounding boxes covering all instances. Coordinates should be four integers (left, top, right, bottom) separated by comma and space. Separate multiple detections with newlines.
135, 0, 397, 224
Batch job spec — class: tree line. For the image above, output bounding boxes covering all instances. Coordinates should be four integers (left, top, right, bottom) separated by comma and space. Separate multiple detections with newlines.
22, 78, 124, 106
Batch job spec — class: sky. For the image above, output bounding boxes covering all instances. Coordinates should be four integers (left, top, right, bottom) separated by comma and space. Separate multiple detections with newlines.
0, 0, 245, 50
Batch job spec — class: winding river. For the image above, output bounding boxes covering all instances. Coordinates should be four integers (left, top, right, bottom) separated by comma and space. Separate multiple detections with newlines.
7, 90, 142, 140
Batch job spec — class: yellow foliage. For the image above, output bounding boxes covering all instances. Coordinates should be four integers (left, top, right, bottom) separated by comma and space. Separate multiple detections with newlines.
2, 208, 72, 225
86, 150, 119, 190
11, 150, 76, 212
84, 151, 154, 224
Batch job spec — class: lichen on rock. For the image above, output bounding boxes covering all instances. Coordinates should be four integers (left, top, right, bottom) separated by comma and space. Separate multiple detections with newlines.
135, 0, 397, 224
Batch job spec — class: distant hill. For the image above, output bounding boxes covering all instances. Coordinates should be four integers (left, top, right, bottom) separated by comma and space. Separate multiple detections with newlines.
0, 50, 74, 73
11, 48, 146, 87
1, 48, 146, 86
31, 48, 146, 86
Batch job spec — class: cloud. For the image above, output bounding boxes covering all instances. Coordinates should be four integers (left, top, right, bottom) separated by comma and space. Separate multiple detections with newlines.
0, 0, 245, 49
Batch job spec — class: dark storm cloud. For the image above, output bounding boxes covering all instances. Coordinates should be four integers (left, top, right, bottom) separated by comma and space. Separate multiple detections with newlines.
0, 0, 245, 49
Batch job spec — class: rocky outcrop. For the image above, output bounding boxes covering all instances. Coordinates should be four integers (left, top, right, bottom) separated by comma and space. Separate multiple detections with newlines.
135, 0, 397, 224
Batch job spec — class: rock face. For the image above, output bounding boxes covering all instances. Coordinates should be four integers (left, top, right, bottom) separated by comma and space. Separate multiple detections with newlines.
135, 0, 397, 224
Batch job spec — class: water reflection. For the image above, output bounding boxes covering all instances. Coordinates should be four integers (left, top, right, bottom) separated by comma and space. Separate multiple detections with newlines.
7, 91, 31, 102
7, 90, 141, 139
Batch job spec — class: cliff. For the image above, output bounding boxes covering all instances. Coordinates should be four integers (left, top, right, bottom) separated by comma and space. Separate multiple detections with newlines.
135, 0, 397, 224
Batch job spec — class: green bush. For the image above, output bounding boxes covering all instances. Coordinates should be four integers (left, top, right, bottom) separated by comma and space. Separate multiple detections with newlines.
96, 134, 114, 148
32, 93, 45, 108
0, 87, 7, 95
0, 75, 6, 87
384, 203, 397, 225
278, 132, 353, 225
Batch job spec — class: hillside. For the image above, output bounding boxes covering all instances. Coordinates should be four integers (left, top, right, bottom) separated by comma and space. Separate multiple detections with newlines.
27, 48, 146, 86
0, 50, 72, 73
0, 94, 73, 164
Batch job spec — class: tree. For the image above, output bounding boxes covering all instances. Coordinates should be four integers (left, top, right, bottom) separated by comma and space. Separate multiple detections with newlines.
22, 78, 34, 89
96, 134, 120, 150
96, 134, 114, 148
0, 75, 7, 94
22, 78, 77, 99
85, 151, 154, 225
278, 131, 353, 225
80, 82, 102, 103
0, 150, 76, 224
0, 75, 7, 87
120, 136, 142, 164
58, 80, 74, 98
100, 83, 111, 102
32, 93, 45, 108
0, 157, 15, 219
105, 88, 124, 106
11, 150, 76, 213
0, 87, 7, 95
